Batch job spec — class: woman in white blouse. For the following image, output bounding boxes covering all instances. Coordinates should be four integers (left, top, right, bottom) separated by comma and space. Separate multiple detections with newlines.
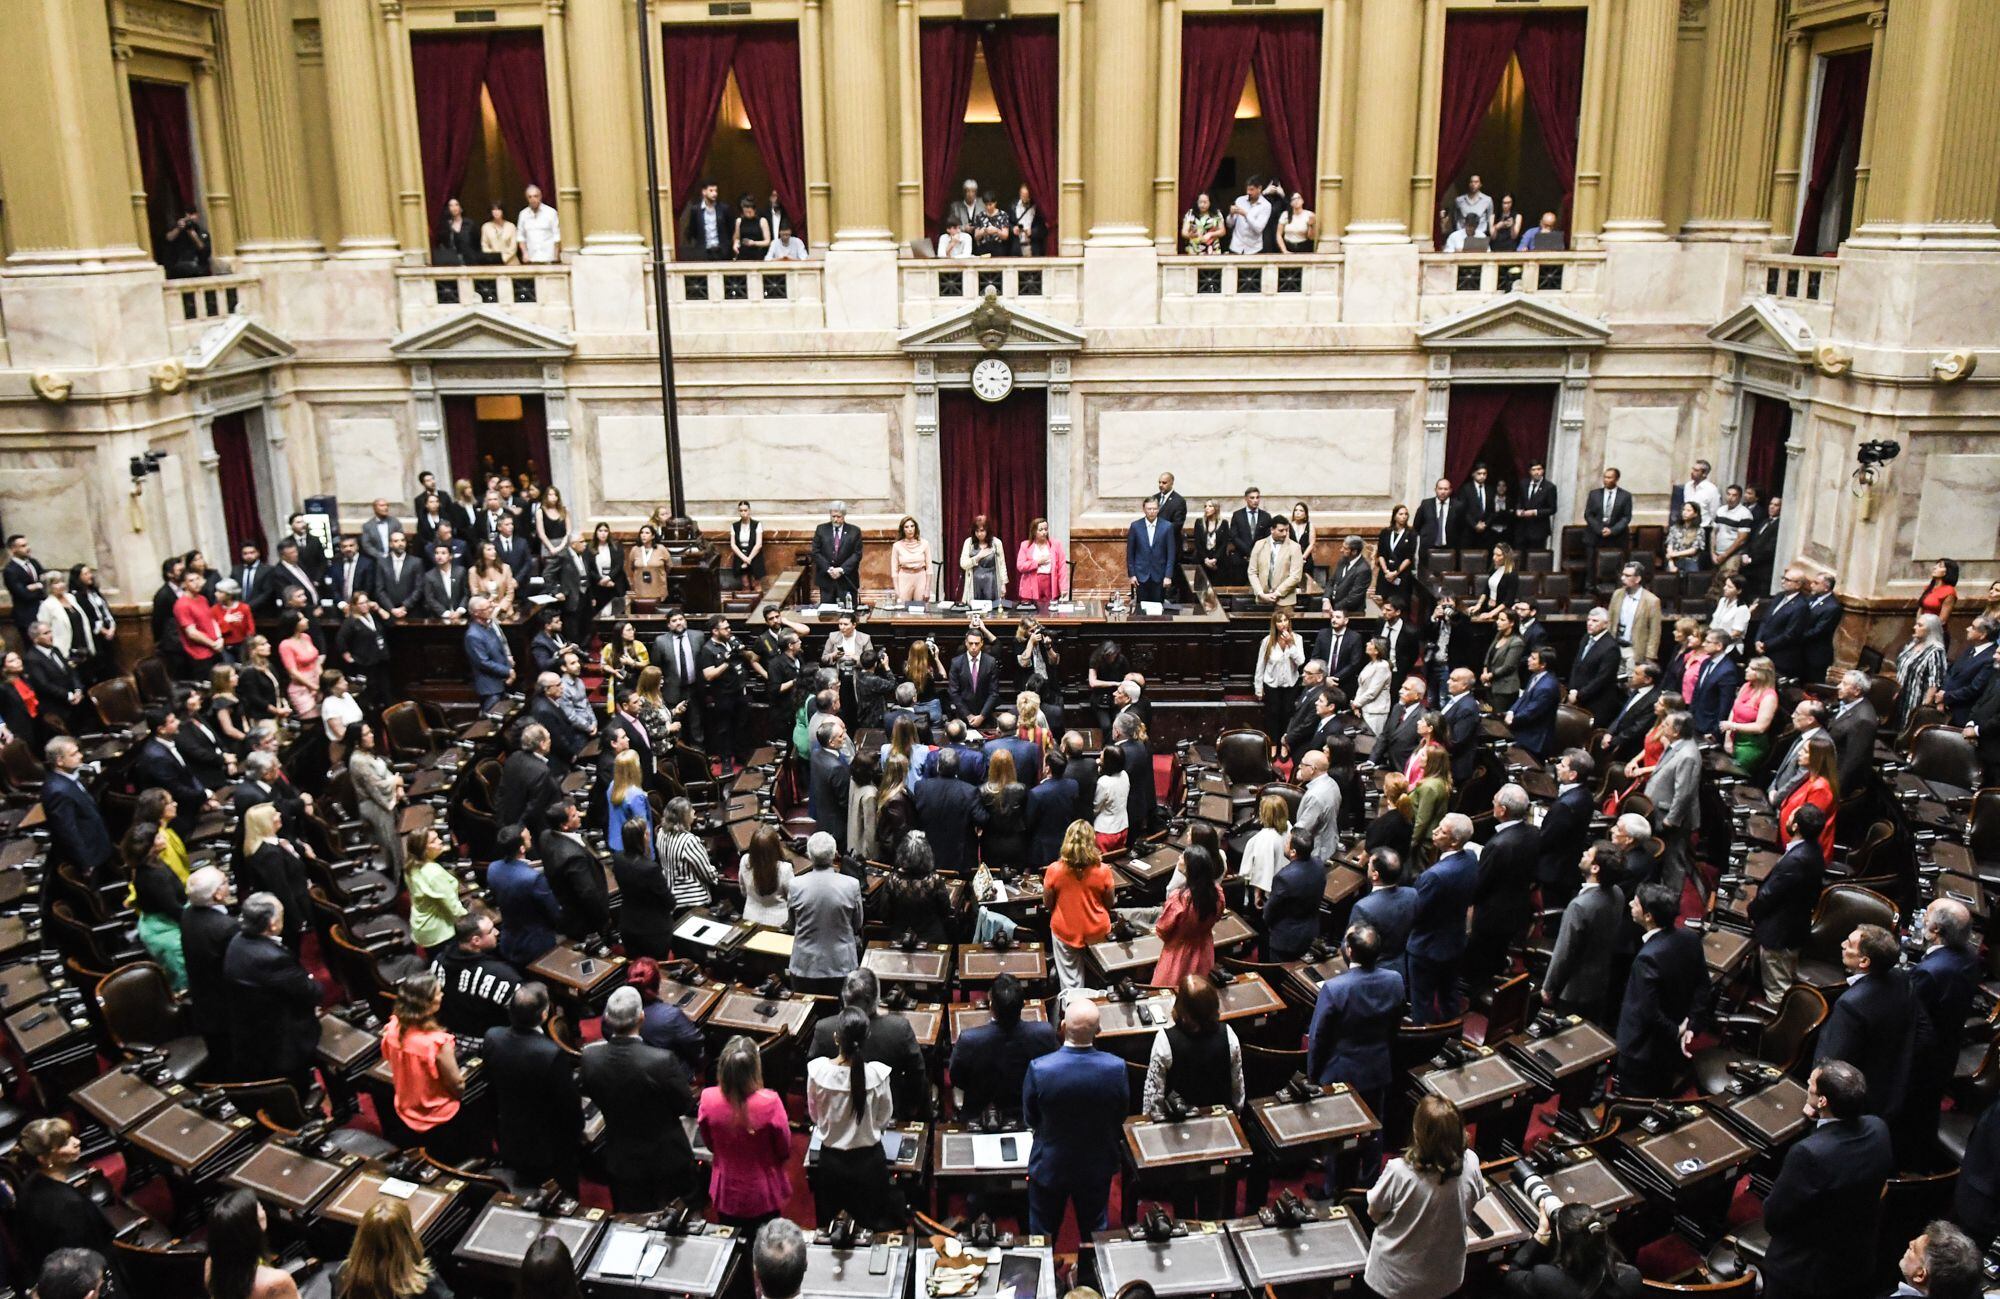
806, 1009, 903, 1227
1090, 743, 1132, 853
1710, 571, 1752, 641
35, 572, 94, 666
738, 825, 794, 928
1238, 793, 1291, 900
319, 670, 364, 760
1354, 636, 1394, 733
1254, 613, 1306, 745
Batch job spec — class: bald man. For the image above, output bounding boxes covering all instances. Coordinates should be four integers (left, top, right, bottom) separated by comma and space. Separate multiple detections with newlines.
1023, 997, 1129, 1238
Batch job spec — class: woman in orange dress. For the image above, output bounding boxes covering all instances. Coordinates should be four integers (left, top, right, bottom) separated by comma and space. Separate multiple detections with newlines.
1777, 735, 1840, 862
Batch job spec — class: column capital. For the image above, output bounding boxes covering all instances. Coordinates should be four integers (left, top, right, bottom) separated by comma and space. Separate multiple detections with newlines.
194, 57, 217, 75
544, 0, 565, 12
109, 42, 133, 62
378, 0, 405, 18
1866, 8, 1888, 27
1784, 27, 1808, 46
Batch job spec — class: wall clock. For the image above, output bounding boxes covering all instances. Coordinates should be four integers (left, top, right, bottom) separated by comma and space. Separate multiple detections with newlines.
970, 356, 1014, 403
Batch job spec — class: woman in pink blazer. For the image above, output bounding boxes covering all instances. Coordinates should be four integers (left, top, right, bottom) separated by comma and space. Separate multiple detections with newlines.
696, 1036, 792, 1230
1014, 517, 1068, 604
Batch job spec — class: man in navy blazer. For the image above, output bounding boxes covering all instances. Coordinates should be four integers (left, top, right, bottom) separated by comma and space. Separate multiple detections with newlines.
1941, 618, 1997, 724
1023, 998, 1130, 1238
1125, 497, 1175, 604
39, 737, 114, 886
1505, 646, 1561, 760
1307, 923, 1406, 1180
947, 630, 1001, 727
1816, 922, 1917, 1117
1759, 1060, 1894, 1299
1438, 669, 1482, 785
810, 502, 862, 608
1747, 805, 1825, 1004
949, 973, 1059, 1119
463, 595, 515, 712
1407, 815, 1480, 1023
1535, 751, 1597, 909
1906, 898, 1979, 1163
1799, 572, 1842, 685
1615, 883, 1707, 1097
1312, 610, 1365, 696
1024, 751, 1077, 867
982, 711, 1042, 784
1754, 568, 1812, 681
1688, 631, 1742, 739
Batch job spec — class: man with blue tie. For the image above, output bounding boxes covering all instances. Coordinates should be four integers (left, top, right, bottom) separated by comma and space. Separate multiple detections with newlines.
39, 736, 114, 888
1407, 815, 1480, 1023
1023, 997, 1129, 1239
1125, 496, 1174, 604
1942, 617, 1997, 724
1689, 629, 1743, 740
1505, 646, 1560, 760
463, 595, 515, 713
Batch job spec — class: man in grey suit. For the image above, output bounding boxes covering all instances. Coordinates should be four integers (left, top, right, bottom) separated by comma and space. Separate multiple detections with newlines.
945, 179, 982, 236
788, 832, 864, 996
1767, 699, 1829, 805
1293, 749, 1343, 862
1827, 671, 1879, 797
358, 499, 403, 561
1540, 842, 1626, 1025
1647, 712, 1702, 896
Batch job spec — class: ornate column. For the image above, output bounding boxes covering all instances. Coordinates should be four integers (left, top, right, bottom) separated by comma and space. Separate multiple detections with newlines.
195, 424, 234, 560
911, 356, 944, 546
1422, 357, 1451, 485
1847, 10, 1889, 228
1602, 0, 1679, 240
1046, 355, 1073, 550
259, 400, 298, 522
1569, 0, 1616, 246
1407, 0, 1447, 240
109, 44, 155, 254
376, 0, 429, 257
409, 364, 449, 482
1684, 0, 1782, 239
1767, 29, 1812, 241
541, 362, 575, 506
1313, 0, 1350, 249
895, 0, 923, 245
1151, 0, 1181, 251
1848, 0, 1998, 243
824, 0, 896, 247
1344, 0, 1422, 240
568, 0, 643, 248
1083, 0, 1153, 245
1059, 0, 1085, 255
1771, 403, 1810, 573
318, 0, 399, 257
1551, 355, 1591, 557
189, 59, 239, 257
801, 0, 832, 245
219, 0, 321, 259
543, 1, 580, 212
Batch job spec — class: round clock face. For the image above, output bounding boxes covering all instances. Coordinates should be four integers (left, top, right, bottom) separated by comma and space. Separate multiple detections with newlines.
971, 357, 1014, 403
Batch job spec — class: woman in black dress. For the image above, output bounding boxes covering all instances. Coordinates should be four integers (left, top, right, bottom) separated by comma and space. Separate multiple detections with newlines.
236, 634, 289, 722
1088, 640, 1132, 735
586, 522, 627, 618
17, 1119, 126, 1294
433, 197, 478, 266
1193, 501, 1229, 590
728, 500, 765, 590
876, 832, 953, 943
71, 563, 119, 683
977, 748, 1031, 871
1374, 504, 1417, 612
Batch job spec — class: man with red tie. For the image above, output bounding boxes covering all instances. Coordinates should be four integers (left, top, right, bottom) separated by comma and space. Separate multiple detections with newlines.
811, 501, 862, 609
949, 629, 1000, 729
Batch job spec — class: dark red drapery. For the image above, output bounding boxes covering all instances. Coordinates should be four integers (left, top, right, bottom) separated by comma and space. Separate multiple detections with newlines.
939, 390, 1048, 595
1514, 14, 1587, 230
210, 412, 267, 556
484, 33, 555, 198
1434, 14, 1522, 247
1745, 395, 1791, 497
411, 34, 496, 227
1249, 16, 1322, 200
443, 396, 480, 484
1178, 17, 1260, 216
129, 80, 196, 213
920, 23, 979, 234
1792, 50, 1871, 256
1445, 385, 1556, 487
659, 26, 738, 216
981, 22, 1061, 253
730, 26, 809, 243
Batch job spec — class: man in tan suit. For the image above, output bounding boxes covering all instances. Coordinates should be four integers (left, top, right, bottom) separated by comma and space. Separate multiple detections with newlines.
1606, 561, 1663, 668
1248, 518, 1306, 609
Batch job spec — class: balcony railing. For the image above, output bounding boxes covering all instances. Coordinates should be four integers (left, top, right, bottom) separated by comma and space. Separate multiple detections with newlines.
1158, 254, 1343, 323
163, 272, 260, 350
651, 262, 826, 333
396, 265, 573, 334
1417, 252, 1605, 320
900, 259, 1083, 325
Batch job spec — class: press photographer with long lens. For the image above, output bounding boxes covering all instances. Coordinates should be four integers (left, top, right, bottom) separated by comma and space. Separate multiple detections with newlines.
1500, 1199, 1640, 1299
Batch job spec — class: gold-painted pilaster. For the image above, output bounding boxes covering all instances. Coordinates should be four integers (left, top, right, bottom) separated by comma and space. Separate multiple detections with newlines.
801, 0, 832, 246
1767, 28, 1811, 240
1344, 0, 1421, 240
1059, 0, 1085, 254
1085, 0, 1154, 243
1847, 10, 1889, 231
1407, 0, 1446, 241
1313, 0, 1349, 249
318, 0, 399, 256
1151, 0, 1181, 251
895, 0, 923, 244
110, 44, 156, 255
1854, 0, 2000, 241
1569, 0, 1618, 247
190, 59, 238, 257
376, 1, 428, 257
568, 0, 643, 247
1685, 0, 1781, 238
1602, 0, 1679, 240
825, 0, 896, 246
544, 0, 580, 212
219, 0, 322, 260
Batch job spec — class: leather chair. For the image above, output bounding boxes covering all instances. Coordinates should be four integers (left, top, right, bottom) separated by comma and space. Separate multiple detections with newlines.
1257, 782, 1304, 825
1794, 884, 1899, 992
304, 850, 398, 916
1216, 729, 1275, 799
96, 961, 209, 1082
1552, 705, 1595, 757
114, 1238, 208, 1298
1241, 1041, 1308, 1100
0, 738, 45, 795
47, 900, 144, 970
324, 923, 412, 1013
231, 1077, 399, 1160
1475, 972, 1534, 1044
308, 885, 410, 953
1877, 1169, 1960, 1281
1690, 984, 1829, 1095
382, 700, 454, 766
132, 658, 175, 705
89, 677, 144, 730
1899, 725, 1980, 807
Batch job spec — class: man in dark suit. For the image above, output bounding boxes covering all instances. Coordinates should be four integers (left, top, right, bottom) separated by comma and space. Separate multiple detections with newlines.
24, 622, 86, 734
1905, 898, 1979, 1165
1582, 467, 1631, 566
319, 536, 376, 611
805, 969, 931, 1119
418, 543, 468, 619
1535, 750, 1597, 909
696, 616, 751, 767
678, 180, 731, 260
280, 513, 328, 581
223, 892, 322, 1091
1748, 805, 1825, 1005
1227, 488, 1273, 577
1408, 814, 1480, 1023
1024, 999, 1131, 1239
1827, 671, 1879, 798
539, 800, 610, 939
1412, 477, 1463, 555
1312, 610, 1365, 696
487, 825, 563, 967
464, 596, 515, 713
1606, 664, 1663, 761
1737, 495, 1783, 597
484, 982, 584, 1193
1688, 631, 1743, 739
334, 592, 392, 710
1436, 669, 1482, 786
491, 515, 533, 581
1467, 786, 1541, 981
1281, 661, 1332, 762
1152, 472, 1191, 600
527, 673, 588, 773
1941, 617, 1997, 725
982, 711, 1041, 784
1456, 464, 1498, 546
810, 502, 862, 608
1614, 883, 1707, 1096
651, 610, 707, 743
1540, 844, 1624, 1025
1323, 536, 1371, 614
1755, 567, 1812, 682
132, 709, 209, 835
581, 987, 696, 1212
231, 542, 277, 615
947, 629, 1001, 727
371, 532, 423, 620
924, 719, 988, 784
1513, 462, 1557, 552
1113, 713, 1156, 841
2, 534, 46, 634
1378, 602, 1418, 681
1024, 751, 1077, 867
179, 866, 237, 1074
913, 748, 981, 874
1505, 646, 1561, 761
1816, 922, 1917, 1117
1759, 1060, 1894, 1299
1125, 497, 1175, 605
1062, 732, 1098, 826
495, 725, 562, 836
949, 972, 1060, 1120
1799, 572, 1842, 685
1568, 608, 1623, 727
809, 715, 853, 851
605, 691, 660, 779
1306, 923, 1406, 1181
1375, 677, 1426, 776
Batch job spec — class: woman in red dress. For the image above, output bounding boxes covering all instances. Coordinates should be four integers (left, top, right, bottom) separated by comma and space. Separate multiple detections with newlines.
1777, 735, 1840, 862
1152, 842, 1226, 989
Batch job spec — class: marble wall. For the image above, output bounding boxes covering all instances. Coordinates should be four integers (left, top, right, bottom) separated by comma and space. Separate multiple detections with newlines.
1912, 453, 2000, 562
1600, 404, 1683, 501
324, 416, 410, 512
588, 408, 903, 518
0, 451, 103, 575
1096, 408, 1399, 505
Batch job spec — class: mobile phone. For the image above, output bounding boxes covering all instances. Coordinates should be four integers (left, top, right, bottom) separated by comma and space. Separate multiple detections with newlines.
1000, 1136, 1018, 1162
578, 959, 597, 976
868, 1242, 890, 1275
1137, 1004, 1157, 1026
19, 1009, 51, 1030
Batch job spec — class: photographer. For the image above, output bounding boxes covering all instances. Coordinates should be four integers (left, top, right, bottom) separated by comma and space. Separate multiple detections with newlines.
698, 615, 753, 770
853, 645, 896, 731
1015, 619, 1061, 725
1502, 1202, 1639, 1299
163, 206, 212, 279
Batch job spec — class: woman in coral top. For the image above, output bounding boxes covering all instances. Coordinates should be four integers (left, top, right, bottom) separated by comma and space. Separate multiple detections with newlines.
1043, 819, 1117, 992
697, 1035, 792, 1232
1014, 517, 1068, 605
1777, 735, 1840, 862
890, 516, 933, 603
1152, 843, 1226, 989
379, 971, 474, 1161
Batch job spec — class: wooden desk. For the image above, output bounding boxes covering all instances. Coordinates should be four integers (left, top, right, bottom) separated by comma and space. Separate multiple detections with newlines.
880, 1002, 944, 1050
1226, 1207, 1370, 1289
453, 1199, 608, 1280
1617, 1113, 1755, 1195
1717, 1076, 1810, 1150
125, 1102, 261, 1179
1278, 956, 1347, 1009
1247, 1084, 1380, 1152
932, 1124, 1034, 1178
954, 944, 1048, 984
1093, 990, 1177, 1041
1410, 1047, 1537, 1156
315, 1012, 383, 1081
948, 999, 1047, 1040
708, 987, 817, 1039
1213, 973, 1285, 1023
1465, 1180, 1533, 1255
652, 977, 722, 1025
861, 941, 952, 988
1093, 1225, 1244, 1297
527, 945, 628, 1005
1124, 1111, 1253, 1170
1499, 1017, 1617, 1109
70, 1067, 182, 1135
6, 999, 89, 1059
317, 1166, 470, 1247
582, 1221, 742, 1297
1701, 928, 1754, 980
1497, 1148, 1644, 1221
225, 1143, 360, 1215
0, 962, 54, 1014
915, 1244, 1057, 1299
798, 1235, 911, 1299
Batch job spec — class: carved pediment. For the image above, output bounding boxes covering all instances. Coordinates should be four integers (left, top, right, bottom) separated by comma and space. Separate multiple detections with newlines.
1707, 297, 1816, 364
898, 289, 1085, 354
182, 315, 296, 380
1417, 295, 1611, 351
389, 307, 574, 362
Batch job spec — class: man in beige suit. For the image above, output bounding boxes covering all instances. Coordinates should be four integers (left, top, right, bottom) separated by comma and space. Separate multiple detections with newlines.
1606, 561, 1663, 668
1248, 518, 1306, 609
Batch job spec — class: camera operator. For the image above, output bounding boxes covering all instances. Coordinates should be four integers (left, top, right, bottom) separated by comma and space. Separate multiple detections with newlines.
852, 645, 896, 731
163, 206, 212, 279
1015, 619, 1062, 727
697, 615, 752, 771
1501, 1201, 1639, 1299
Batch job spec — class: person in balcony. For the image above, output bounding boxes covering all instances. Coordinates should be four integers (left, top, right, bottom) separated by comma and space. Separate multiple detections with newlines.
1226, 176, 1272, 254
517, 184, 561, 264
434, 197, 478, 266
1444, 213, 1481, 253
766, 223, 809, 261
1520, 211, 1562, 251
1181, 192, 1223, 255
946, 178, 982, 235
1011, 185, 1042, 256
1488, 195, 1525, 252
939, 217, 973, 259
973, 193, 1012, 257
164, 205, 212, 279
1278, 190, 1316, 254
731, 193, 771, 261
481, 200, 520, 265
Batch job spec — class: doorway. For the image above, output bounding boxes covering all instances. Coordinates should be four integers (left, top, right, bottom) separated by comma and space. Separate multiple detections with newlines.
210, 410, 270, 554
938, 388, 1048, 596
1444, 385, 1556, 494
1745, 394, 1791, 502
443, 393, 551, 486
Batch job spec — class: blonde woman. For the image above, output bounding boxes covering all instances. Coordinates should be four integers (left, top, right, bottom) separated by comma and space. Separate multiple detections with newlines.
1407, 744, 1453, 866
1044, 819, 1117, 991
531, 485, 569, 555
240, 803, 310, 945
607, 749, 652, 855
1015, 691, 1055, 756
891, 516, 934, 603
468, 540, 516, 611
1720, 655, 1781, 774
1239, 792, 1291, 898
1255, 613, 1306, 744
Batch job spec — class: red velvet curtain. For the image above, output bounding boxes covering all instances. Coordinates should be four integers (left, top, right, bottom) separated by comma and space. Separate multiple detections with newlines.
940, 390, 1048, 595
210, 412, 266, 555
443, 397, 480, 484
920, 23, 979, 235
1178, 17, 1260, 216
982, 22, 1061, 254
1792, 50, 1871, 256
1434, 14, 1524, 247
1514, 14, 1587, 230
1249, 16, 1322, 200
731, 26, 809, 243
484, 33, 555, 199
1446, 385, 1555, 486
660, 26, 739, 217
410, 35, 493, 227
518, 395, 552, 485
129, 80, 196, 212
1745, 395, 1791, 497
